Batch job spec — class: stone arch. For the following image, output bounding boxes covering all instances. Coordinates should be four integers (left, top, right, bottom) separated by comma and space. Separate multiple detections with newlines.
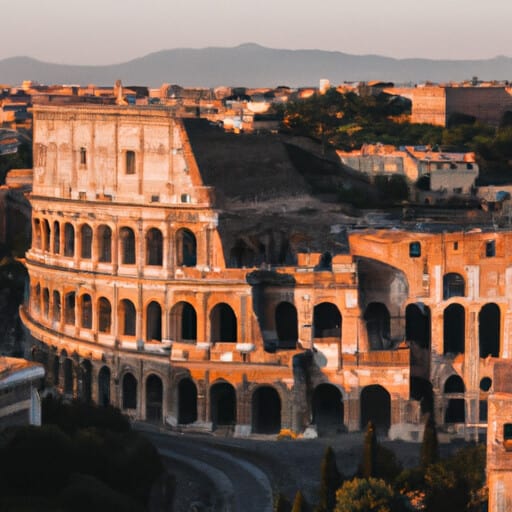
42, 219, 51, 252
210, 303, 237, 343
98, 366, 111, 406
120, 227, 136, 264
479, 303, 500, 358
364, 302, 390, 350
252, 386, 281, 434
443, 303, 465, 354
176, 228, 197, 267
170, 301, 197, 342
405, 303, 431, 349
146, 301, 162, 342
443, 272, 465, 300
80, 293, 92, 329
64, 291, 76, 325
146, 228, 163, 266
146, 374, 163, 422
444, 374, 465, 423
32, 283, 41, 314
42, 287, 50, 320
120, 299, 136, 336
97, 224, 112, 262
52, 290, 61, 323
64, 222, 75, 257
80, 224, 93, 259
210, 381, 237, 429
312, 383, 344, 436
275, 301, 298, 347
178, 378, 197, 424
63, 358, 73, 395
33, 218, 41, 249
53, 221, 60, 254
122, 372, 137, 410
313, 302, 342, 339
360, 385, 391, 434
80, 360, 92, 402
98, 297, 112, 333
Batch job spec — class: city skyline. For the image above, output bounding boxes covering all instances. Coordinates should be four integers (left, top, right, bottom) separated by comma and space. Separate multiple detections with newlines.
1, 0, 511, 65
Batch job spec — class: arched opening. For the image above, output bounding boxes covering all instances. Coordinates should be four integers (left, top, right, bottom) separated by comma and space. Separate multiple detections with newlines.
80, 224, 93, 259
97, 225, 112, 263
80, 294, 92, 329
312, 384, 344, 436
443, 304, 465, 354
64, 222, 74, 257
42, 288, 50, 319
146, 374, 163, 422
52, 290, 61, 323
210, 382, 236, 429
80, 360, 92, 402
64, 292, 75, 325
364, 302, 390, 350
32, 284, 40, 314
405, 303, 431, 349
122, 373, 137, 410
52, 355, 60, 386
63, 358, 73, 395
360, 385, 391, 434
479, 303, 500, 358
120, 227, 136, 264
98, 297, 112, 333
176, 228, 197, 267
252, 386, 281, 434
170, 302, 197, 342
146, 301, 162, 342
53, 221, 60, 254
316, 251, 332, 271
98, 366, 111, 406
229, 239, 257, 267
42, 219, 51, 252
313, 302, 342, 339
410, 377, 434, 415
120, 299, 136, 336
444, 375, 465, 423
275, 302, 298, 348
33, 219, 41, 249
443, 273, 465, 300
178, 378, 197, 424
210, 303, 237, 342
146, 228, 163, 266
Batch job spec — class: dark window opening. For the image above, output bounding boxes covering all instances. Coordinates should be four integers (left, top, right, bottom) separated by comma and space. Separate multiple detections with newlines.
120, 227, 136, 264
443, 304, 465, 354
176, 229, 197, 267
252, 386, 281, 434
360, 385, 391, 434
275, 302, 298, 348
64, 292, 75, 325
146, 301, 162, 341
146, 228, 163, 266
313, 302, 342, 339
405, 303, 431, 349
98, 298, 112, 333
126, 150, 135, 175
80, 147, 87, 166
409, 242, 421, 258
80, 294, 92, 329
98, 366, 111, 406
178, 378, 197, 424
210, 382, 237, 428
64, 223, 75, 257
486, 240, 496, 257
121, 299, 136, 336
443, 273, 465, 300
122, 373, 137, 410
98, 225, 112, 262
80, 224, 92, 259
146, 374, 163, 422
313, 384, 344, 436
364, 302, 390, 350
480, 377, 492, 392
479, 303, 500, 358
210, 303, 237, 342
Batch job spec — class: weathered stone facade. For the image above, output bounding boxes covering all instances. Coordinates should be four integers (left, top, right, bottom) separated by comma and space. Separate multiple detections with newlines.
21, 104, 511, 438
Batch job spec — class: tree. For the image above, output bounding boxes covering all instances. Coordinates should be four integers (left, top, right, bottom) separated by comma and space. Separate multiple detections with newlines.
359, 422, 377, 479
292, 490, 305, 512
334, 478, 408, 512
420, 414, 439, 469
316, 446, 343, 512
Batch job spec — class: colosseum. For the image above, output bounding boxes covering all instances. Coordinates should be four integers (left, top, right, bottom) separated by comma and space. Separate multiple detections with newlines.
20, 103, 509, 439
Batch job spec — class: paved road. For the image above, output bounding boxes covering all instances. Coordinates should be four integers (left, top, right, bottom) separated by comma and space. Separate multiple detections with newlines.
144, 431, 273, 512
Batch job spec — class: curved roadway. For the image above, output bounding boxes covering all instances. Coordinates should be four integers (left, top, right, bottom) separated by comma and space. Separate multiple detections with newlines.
144, 431, 273, 512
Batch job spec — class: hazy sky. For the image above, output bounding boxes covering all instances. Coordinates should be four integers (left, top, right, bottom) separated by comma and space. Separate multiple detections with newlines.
1, 0, 511, 64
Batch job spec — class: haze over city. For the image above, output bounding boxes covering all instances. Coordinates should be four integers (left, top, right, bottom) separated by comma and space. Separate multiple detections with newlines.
1, 0, 511, 64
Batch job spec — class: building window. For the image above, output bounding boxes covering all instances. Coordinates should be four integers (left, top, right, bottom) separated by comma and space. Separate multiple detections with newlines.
80, 147, 87, 166
504, 423, 512, 450
125, 151, 135, 175
181, 193, 191, 203
453, 241, 458, 250
486, 240, 496, 257
409, 242, 421, 258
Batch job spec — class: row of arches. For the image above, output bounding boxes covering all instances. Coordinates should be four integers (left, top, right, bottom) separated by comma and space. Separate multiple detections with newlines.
406, 302, 501, 358
32, 218, 197, 267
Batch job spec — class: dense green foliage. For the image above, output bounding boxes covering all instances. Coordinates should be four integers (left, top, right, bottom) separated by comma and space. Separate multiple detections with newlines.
0, 142, 32, 185
0, 401, 164, 511
282, 89, 512, 182
420, 415, 439, 469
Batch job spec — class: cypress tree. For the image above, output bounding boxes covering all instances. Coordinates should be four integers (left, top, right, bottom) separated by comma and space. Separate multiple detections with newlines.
292, 490, 304, 512
316, 445, 342, 512
360, 421, 377, 479
420, 413, 439, 469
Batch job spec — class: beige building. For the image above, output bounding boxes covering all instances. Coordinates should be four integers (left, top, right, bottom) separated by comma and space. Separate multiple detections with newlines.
19, 103, 512, 441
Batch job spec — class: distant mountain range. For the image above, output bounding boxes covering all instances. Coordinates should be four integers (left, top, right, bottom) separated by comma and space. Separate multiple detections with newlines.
1, 43, 512, 88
